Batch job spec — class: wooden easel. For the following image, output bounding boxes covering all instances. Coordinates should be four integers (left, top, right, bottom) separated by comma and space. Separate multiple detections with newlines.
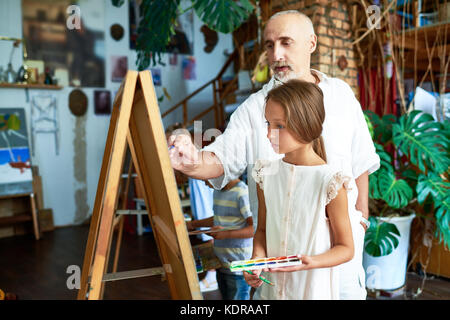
77, 70, 201, 300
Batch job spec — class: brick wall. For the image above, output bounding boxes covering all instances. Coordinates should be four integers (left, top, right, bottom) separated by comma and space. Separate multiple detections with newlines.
271, 0, 358, 95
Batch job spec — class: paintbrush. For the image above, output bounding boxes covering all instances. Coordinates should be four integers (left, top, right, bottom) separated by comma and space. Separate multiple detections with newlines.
245, 270, 274, 286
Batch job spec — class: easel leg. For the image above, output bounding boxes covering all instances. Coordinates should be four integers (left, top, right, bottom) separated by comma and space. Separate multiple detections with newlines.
112, 216, 125, 273
112, 158, 134, 274
30, 193, 40, 240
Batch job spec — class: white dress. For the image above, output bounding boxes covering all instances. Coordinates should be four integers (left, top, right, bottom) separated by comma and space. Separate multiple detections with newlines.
203, 72, 379, 299
252, 159, 351, 300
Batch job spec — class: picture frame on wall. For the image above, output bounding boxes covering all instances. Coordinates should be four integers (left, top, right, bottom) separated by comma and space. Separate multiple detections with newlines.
150, 68, 161, 86
94, 90, 111, 115
22, 0, 106, 87
111, 56, 128, 82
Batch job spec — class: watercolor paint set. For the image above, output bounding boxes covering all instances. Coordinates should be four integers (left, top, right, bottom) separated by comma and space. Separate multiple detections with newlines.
229, 255, 302, 272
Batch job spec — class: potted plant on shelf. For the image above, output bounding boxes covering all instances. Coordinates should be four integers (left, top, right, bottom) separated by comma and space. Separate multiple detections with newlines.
363, 110, 449, 291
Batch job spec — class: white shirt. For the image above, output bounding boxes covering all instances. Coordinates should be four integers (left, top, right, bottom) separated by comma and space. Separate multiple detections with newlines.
203, 70, 380, 226
251, 159, 351, 299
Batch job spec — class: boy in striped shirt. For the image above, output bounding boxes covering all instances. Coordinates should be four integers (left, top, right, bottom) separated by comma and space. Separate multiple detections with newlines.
187, 178, 254, 300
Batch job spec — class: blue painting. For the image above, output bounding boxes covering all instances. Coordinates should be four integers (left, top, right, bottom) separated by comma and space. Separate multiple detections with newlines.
0, 108, 33, 196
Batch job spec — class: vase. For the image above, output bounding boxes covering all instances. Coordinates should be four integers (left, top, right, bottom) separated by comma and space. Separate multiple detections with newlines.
363, 213, 416, 290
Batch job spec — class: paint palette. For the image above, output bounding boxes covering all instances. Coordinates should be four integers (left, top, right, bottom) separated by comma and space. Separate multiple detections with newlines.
229, 255, 302, 272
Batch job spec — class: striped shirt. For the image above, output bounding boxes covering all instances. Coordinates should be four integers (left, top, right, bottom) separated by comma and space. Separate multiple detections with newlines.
213, 181, 253, 274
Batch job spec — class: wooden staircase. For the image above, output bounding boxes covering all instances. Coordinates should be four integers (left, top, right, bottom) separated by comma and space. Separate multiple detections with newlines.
161, 46, 260, 131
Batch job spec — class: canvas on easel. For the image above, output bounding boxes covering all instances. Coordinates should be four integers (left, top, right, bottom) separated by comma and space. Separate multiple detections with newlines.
77, 70, 201, 300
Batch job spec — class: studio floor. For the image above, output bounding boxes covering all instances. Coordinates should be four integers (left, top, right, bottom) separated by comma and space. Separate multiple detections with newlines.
0, 224, 449, 300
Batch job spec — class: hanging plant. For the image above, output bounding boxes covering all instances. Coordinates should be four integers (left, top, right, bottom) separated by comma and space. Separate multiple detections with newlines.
112, 0, 255, 69
111, 0, 125, 7
193, 0, 254, 33
136, 0, 180, 69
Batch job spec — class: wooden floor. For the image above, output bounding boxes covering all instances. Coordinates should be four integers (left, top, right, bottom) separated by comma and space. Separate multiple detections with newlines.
0, 224, 448, 300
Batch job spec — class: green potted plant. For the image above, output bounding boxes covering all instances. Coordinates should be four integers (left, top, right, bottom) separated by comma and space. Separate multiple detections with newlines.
362, 110, 449, 291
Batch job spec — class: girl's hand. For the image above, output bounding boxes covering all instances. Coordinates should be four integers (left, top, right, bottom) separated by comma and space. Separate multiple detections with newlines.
268, 255, 316, 272
243, 269, 263, 288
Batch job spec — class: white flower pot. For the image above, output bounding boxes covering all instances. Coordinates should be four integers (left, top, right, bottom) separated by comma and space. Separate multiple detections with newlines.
363, 213, 416, 290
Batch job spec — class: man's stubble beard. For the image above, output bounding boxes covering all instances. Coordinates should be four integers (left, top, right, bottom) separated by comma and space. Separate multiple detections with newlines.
273, 70, 305, 85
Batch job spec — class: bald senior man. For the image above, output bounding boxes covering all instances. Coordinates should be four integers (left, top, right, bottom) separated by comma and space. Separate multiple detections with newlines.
169, 10, 380, 300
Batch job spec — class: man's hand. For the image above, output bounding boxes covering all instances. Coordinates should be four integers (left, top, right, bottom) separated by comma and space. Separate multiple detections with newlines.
355, 171, 369, 232
167, 134, 224, 180
168, 134, 200, 174
360, 221, 368, 232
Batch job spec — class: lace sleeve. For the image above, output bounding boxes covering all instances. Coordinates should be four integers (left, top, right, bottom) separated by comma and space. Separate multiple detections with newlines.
326, 171, 352, 205
251, 159, 270, 190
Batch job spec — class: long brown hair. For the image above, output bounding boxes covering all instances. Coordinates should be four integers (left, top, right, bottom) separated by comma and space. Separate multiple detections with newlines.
266, 79, 327, 162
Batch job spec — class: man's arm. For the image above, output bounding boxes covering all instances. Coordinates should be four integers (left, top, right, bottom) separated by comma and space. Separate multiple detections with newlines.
169, 93, 257, 189
344, 81, 379, 232
168, 134, 224, 180
355, 171, 369, 231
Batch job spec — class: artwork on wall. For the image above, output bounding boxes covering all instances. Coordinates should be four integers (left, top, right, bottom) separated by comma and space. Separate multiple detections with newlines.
0, 108, 33, 197
94, 90, 111, 115
128, 0, 194, 54
150, 68, 161, 86
22, 0, 105, 87
200, 24, 218, 53
110, 23, 124, 41
111, 56, 128, 82
30, 94, 60, 156
69, 89, 88, 117
169, 53, 178, 66
182, 56, 196, 80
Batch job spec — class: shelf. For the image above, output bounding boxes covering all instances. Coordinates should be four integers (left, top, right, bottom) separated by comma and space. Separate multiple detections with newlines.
0, 214, 32, 226
390, 22, 449, 45
0, 193, 32, 200
0, 83, 62, 90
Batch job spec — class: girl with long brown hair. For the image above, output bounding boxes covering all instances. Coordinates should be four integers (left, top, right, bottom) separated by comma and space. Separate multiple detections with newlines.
243, 79, 355, 299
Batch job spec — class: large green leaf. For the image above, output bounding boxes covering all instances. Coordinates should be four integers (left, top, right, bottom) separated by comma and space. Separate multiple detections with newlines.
417, 173, 450, 248
379, 114, 396, 144
393, 110, 449, 174
363, 110, 396, 145
435, 196, 450, 249
364, 113, 374, 139
400, 168, 419, 185
369, 170, 381, 199
416, 172, 449, 204
193, 0, 254, 33
364, 216, 401, 257
374, 142, 392, 172
377, 169, 413, 209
